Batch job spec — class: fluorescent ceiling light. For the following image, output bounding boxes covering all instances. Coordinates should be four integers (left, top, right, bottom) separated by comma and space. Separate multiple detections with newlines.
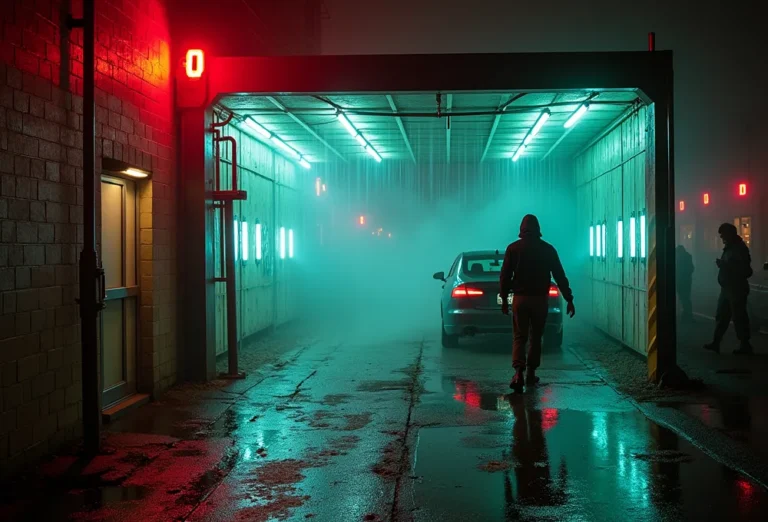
245, 118, 271, 139
365, 145, 382, 163
338, 113, 357, 137
512, 109, 549, 161
564, 103, 590, 129
530, 110, 550, 138
338, 111, 383, 162
245, 117, 311, 170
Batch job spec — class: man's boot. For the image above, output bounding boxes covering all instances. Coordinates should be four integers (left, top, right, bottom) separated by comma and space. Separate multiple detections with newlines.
704, 342, 720, 354
733, 342, 754, 355
525, 369, 539, 388
510, 369, 524, 393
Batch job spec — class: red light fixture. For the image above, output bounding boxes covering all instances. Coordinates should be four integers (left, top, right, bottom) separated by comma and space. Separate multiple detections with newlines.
703, 193, 710, 205
739, 183, 747, 196
185, 49, 204, 78
451, 285, 484, 298
679, 200, 685, 211
548, 286, 559, 297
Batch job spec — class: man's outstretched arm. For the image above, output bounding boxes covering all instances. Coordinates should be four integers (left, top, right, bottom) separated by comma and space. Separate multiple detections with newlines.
550, 248, 574, 303
500, 244, 515, 298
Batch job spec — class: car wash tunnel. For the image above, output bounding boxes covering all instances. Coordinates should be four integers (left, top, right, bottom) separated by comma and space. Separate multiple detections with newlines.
6, 51, 768, 522
176, 52, 678, 383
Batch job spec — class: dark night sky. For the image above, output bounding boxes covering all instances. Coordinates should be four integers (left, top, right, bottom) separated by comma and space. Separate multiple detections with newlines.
320, 0, 768, 194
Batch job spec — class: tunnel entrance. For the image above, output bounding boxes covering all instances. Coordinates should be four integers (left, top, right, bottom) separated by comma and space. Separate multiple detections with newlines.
175, 52, 676, 383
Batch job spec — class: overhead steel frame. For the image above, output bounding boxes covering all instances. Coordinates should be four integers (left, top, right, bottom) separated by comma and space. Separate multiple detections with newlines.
176, 51, 677, 384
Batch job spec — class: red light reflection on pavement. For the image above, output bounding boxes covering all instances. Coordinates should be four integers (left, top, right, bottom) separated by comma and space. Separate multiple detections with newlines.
542, 408, 559, 431
453, 381, 481, 409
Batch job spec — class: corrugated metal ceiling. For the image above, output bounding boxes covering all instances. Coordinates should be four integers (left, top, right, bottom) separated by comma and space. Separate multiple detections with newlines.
218, 91, 639, 164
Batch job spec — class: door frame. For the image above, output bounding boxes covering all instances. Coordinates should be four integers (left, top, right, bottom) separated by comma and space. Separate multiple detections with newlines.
100, 174, 140, 407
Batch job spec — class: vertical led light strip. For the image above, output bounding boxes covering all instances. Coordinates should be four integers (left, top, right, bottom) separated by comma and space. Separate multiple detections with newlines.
617, 220, 623, 258
589, 226, 595, 257
234, 218, 239, 261
640, 214, 647, 259
630, 216, 637, 258
288, 229, 294, 259
279, 227, 286, 260
602, 221, 606, 258
596, 224, 602, 257
255, 223, 262, 261
241, 222, 249, 261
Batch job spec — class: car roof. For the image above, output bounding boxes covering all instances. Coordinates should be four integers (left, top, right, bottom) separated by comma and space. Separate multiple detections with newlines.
462, 250, 504, 257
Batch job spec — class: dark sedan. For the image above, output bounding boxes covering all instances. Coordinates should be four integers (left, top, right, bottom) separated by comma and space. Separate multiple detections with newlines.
433, 250, 564, 347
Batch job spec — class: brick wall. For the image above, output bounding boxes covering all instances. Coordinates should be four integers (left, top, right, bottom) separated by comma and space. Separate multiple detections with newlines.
0, 0, 176, 475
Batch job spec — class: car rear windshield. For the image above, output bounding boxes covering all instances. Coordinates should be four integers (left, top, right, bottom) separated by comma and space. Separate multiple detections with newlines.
462, 255, 504, 276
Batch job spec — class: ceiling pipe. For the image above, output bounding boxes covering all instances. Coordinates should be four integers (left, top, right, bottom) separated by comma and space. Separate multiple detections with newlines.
481, 93, 525, 163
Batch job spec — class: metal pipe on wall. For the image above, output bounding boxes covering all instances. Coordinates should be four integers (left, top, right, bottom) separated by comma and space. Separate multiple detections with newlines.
75, 0, 103, 455
224, 202, 239, 376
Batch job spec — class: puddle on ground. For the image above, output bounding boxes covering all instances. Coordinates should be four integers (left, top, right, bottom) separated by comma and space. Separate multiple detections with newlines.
410, 408, 768, 521
658, 397, 768, 458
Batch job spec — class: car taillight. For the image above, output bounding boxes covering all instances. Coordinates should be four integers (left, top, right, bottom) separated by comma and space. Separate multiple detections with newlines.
548, 286, 559, 297
452, 285, 484, 298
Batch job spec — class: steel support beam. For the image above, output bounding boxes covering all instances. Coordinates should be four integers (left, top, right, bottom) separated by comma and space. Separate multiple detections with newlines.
480, 94, 511, 162
266, 96, 347, 163
385, 95, 416, 163
446, 94, 453, 162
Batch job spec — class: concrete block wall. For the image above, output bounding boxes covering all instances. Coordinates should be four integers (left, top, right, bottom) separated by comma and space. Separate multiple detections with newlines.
575, 107, 649, 355
0, 0, 176, 475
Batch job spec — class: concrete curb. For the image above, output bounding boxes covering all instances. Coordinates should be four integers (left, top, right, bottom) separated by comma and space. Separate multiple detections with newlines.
567, 345, 768, 491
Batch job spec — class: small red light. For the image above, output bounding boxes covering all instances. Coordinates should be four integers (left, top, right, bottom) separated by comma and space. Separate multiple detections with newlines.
548, 286, 559, 297
703, 193, 710, 205
185, 49, 204, 78
452, 285, 484, 298
739, 183, 747, 196
359, 215, 365, 225
679, 200, 685, 211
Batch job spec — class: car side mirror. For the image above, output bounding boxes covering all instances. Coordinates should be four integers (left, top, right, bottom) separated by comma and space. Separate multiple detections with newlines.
433, 271, 446, 282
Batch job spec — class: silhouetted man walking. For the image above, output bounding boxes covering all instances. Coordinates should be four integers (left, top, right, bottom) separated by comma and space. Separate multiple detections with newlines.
676, 245, 694, 322
704, 223, 753, 355
500, 215, 575, 392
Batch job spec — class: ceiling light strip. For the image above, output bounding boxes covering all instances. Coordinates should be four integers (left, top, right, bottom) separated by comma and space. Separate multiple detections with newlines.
337, 112, 382, 163
245, 118, 311, 169
511, 109, 550, 162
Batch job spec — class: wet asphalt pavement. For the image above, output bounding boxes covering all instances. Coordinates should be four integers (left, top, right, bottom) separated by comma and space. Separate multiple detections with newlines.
2, 330, 768, 521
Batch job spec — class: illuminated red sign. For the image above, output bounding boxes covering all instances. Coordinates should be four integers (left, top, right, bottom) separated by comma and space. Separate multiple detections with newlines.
679, 200, 685, 211
703, 193, 710, 205
185, 49, 204, 78
739, 183, 747, 196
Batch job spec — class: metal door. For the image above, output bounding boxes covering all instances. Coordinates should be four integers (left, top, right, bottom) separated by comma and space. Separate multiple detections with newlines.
100, 175, 138, 406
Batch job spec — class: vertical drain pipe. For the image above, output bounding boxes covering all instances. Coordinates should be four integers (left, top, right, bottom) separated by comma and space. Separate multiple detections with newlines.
72, 0, 102, 455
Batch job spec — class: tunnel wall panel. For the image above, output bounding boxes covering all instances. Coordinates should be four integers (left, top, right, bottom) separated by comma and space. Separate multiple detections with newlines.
576, 107, 648, 355
214, 123, 305, 355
